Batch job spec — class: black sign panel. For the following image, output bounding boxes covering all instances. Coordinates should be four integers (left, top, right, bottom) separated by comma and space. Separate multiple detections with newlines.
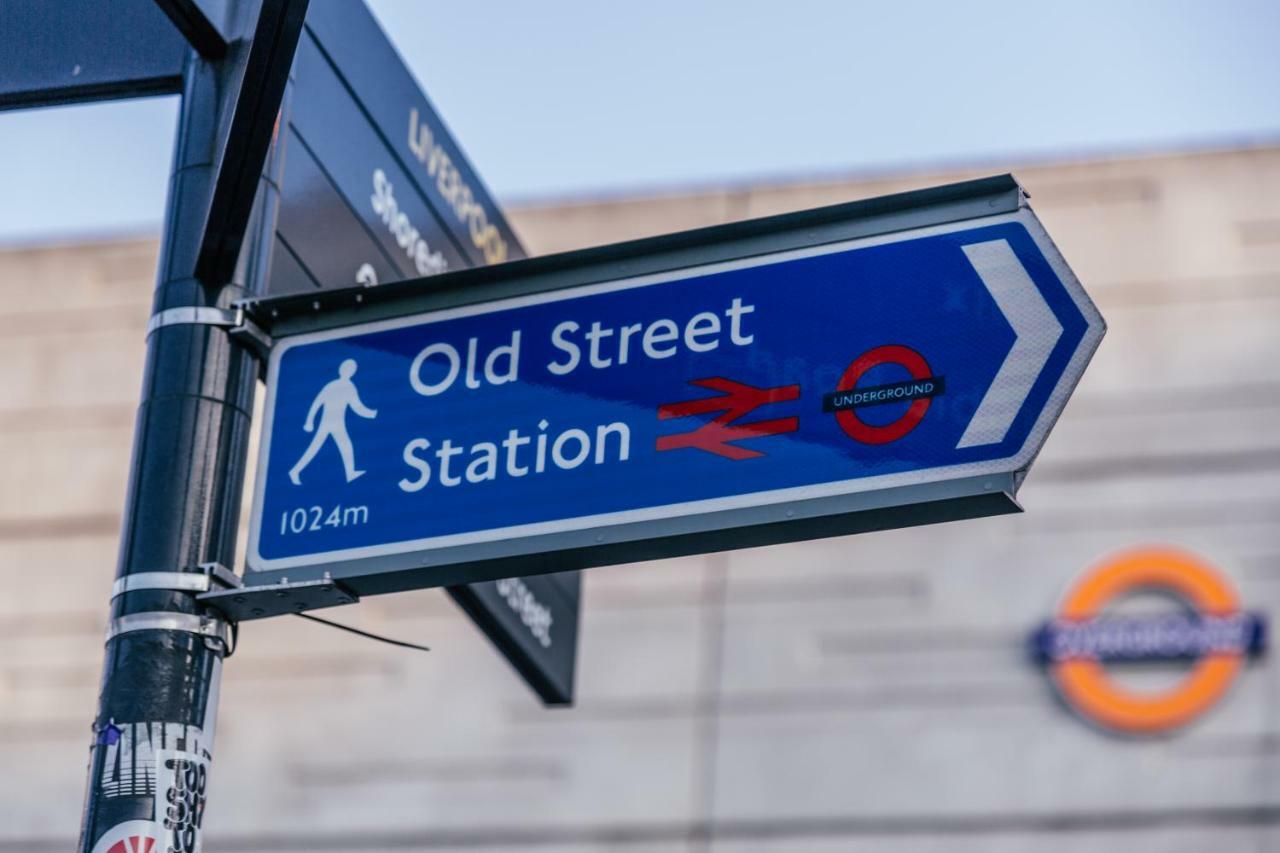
303, 0, 522, 269
273, 124, 405, 292
0, 0, 187, 110
261, 0, 579, 704
449, 573, 580, 706
265, 0, 519, 293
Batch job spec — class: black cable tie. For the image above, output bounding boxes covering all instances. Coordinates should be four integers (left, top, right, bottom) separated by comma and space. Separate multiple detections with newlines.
294, 612, 431, 652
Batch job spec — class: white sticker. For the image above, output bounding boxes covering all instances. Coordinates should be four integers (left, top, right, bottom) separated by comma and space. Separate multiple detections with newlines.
99, 723, 208, 799
154, 748, 210, 853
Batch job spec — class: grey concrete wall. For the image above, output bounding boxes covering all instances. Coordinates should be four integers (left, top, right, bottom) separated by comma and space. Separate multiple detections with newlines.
1, 145, 1279, 851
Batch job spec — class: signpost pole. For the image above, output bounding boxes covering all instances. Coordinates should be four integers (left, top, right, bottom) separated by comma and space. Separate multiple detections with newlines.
77, 31, 274, 853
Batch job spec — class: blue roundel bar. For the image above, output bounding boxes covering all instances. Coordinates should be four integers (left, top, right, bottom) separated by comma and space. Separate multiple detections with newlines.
1032, 613, 1268, 663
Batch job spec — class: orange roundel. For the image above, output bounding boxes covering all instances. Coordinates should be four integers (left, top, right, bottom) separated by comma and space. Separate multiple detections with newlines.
1042, 547, 1261, 734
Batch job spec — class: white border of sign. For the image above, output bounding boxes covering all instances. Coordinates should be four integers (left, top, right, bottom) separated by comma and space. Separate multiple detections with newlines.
247, 207, 1103, 573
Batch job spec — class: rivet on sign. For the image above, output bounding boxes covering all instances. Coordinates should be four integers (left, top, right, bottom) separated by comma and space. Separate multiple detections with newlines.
785, 509, 795, 517
312, 301, 320, 311
251, 608, 264, 617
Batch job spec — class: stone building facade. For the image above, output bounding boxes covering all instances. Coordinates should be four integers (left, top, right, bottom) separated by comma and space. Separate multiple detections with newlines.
2, 144, 1279, 851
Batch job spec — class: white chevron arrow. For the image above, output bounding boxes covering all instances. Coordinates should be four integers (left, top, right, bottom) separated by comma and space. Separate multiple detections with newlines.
956, 239, 1063, 449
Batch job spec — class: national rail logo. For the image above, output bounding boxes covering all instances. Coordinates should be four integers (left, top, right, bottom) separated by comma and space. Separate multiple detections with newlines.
1032, 548, 1266, 734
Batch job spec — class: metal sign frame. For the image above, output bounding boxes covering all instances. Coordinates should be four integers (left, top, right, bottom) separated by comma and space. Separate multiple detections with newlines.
236, 174, 1103, 599
194, 0, 310, 287
0, 0, 189, 110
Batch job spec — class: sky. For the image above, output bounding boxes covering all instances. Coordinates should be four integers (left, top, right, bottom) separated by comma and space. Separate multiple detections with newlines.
0, 0, 1277, 244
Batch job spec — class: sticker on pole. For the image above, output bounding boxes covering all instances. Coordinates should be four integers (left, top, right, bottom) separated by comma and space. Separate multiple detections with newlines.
91, 821, 162, 853
154, 748, 209, 852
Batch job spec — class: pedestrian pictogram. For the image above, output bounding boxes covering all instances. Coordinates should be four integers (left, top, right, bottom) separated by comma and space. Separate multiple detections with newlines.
289, 358, 378, 485
657, 377, 800, 459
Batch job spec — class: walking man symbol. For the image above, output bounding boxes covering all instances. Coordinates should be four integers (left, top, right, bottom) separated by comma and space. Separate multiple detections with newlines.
289, 358, 378, 485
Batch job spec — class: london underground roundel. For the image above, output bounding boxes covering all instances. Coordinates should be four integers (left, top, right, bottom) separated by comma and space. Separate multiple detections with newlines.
1033, 548, 1266, 734
830, 345, 942, 445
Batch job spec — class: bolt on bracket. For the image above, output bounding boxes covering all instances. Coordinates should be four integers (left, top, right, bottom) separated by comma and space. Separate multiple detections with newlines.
197, 573, 358, 622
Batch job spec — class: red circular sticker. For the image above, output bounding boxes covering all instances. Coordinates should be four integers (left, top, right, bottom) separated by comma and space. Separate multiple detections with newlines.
90, 821, 160, 853
834, 345, 935, 444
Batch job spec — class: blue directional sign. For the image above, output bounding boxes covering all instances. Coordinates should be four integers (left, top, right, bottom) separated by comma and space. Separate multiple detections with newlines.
244, 176, 1104, 594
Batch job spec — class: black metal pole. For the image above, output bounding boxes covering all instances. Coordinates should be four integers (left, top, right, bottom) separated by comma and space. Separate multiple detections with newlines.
76, 24, 283, 851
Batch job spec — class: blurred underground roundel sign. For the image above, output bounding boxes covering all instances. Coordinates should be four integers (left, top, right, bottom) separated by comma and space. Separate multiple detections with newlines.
241, 176, 1105, 598
1033, 548, 1267, 734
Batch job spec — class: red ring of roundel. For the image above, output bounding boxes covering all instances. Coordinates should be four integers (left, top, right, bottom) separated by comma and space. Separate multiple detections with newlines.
834, 344, 935, 445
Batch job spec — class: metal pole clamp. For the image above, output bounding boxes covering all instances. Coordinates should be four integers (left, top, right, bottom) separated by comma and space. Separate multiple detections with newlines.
111, 562, 241, 599
144, 306, 272, 365
145, 306, 238, 337
105, 611, 234, 652
112, 572, 213, 597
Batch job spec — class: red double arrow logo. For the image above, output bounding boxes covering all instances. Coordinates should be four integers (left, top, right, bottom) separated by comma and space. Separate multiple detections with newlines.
657, 377, 800, 460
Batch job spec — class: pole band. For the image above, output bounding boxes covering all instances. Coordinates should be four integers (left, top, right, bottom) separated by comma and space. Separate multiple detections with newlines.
105, 612, 233, 651
145, 306, 238, 338
111, 564, 241, 599
112, 572, 212, 598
